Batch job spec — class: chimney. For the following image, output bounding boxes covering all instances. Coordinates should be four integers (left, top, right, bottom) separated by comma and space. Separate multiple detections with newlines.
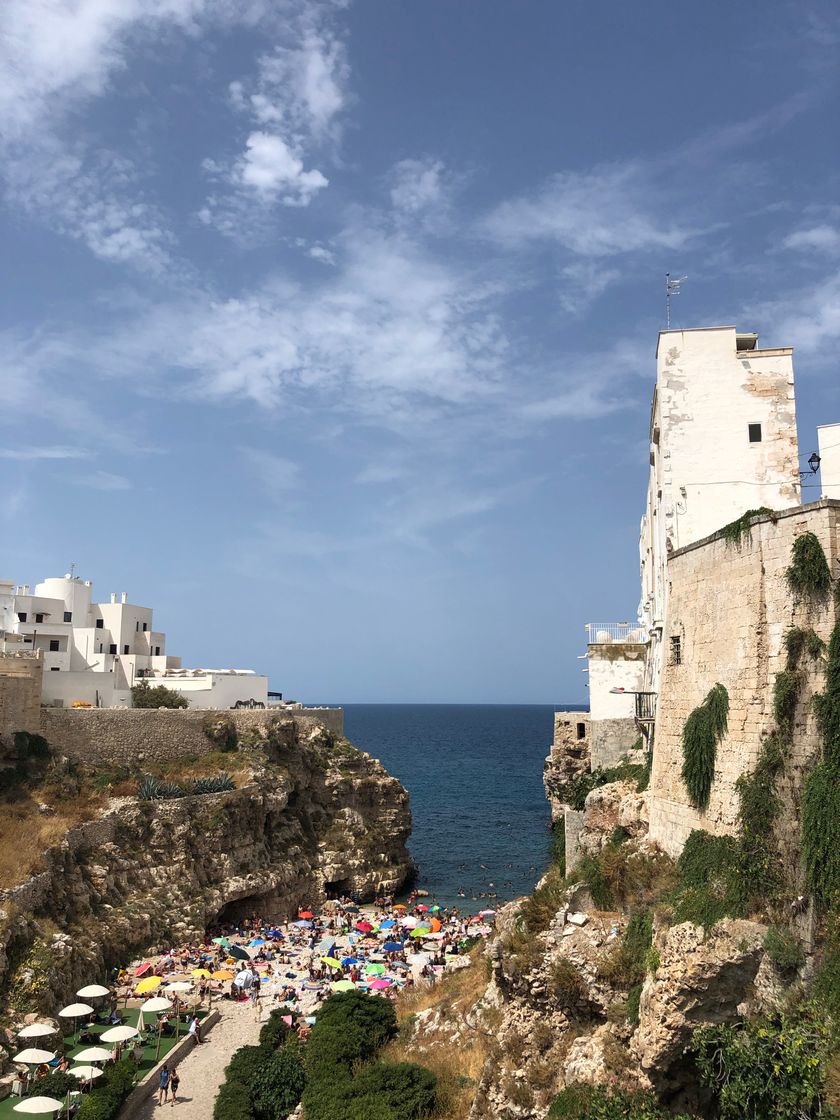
110, 593, 117, 604
121, 592, 128, 604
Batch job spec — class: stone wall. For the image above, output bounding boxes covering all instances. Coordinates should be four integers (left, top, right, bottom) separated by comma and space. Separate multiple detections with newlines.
544, 711, 589, 823
0, 656, 42, 760
649, 499, 840, 857
590, 717, 639, 770
39, 706, 344, 767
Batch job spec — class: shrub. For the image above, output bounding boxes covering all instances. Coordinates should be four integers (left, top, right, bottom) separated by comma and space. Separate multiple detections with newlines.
24, 1070, 76, 1099
719, 507, 773, 547
772, 670, 800, 736
249, 1045, 306, 1120
681, 683, 728, 810
131, 679, 188, 709
76, 1059, 137, 1120
226, 1045, 270, 1085
813, 910, 840, 1020
694, 1005, 834, 1119
802, 761, 840, 908
548, 1083, 689, 1118
735, 735, 784, 904
305, 991, 397, 1078
214, 1079, 254, 1120
259, 1008, 292, 1051
670, 830, 745, 929
626, 982, 643, 1025
785, 626, 825, 669
13, 730, 50, 760
764, 925, 804, 972
573, 843, 675, 913
550, 955, 586, 1001
598, 911, 652, 987
350, 1061, 437, 1118
786, 532, 832, 599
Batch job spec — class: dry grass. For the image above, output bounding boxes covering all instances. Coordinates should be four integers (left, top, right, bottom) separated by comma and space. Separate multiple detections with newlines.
0, 786, 106, 888
380, 950, 494, 1120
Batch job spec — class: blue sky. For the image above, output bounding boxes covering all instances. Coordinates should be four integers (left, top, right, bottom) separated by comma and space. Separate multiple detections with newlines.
1, 1, 838, 704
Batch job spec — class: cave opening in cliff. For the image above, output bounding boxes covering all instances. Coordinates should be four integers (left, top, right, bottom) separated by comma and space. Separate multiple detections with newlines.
215, 892, 283, 927
324, 879, 352, 900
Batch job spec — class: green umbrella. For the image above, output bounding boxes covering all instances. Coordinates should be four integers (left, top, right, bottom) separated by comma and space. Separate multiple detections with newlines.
410, 927, 431, 938
330, 980, 356, 992
212, 937, 230, 947
364, 964, 386, 975
321, 957, 342, 969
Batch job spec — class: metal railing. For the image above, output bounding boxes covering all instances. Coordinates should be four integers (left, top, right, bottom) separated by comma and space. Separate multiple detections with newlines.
635, 692, 657, 723
585, 623, 648, 645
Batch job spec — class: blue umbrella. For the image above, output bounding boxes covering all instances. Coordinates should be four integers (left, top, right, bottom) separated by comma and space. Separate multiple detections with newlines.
249, 938, 266, 946
383, 942, 403, 953
380, 920, 396, 929
341, 957, 360, 966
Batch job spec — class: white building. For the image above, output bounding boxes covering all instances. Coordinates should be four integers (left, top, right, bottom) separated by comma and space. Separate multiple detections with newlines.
0, 573, 268, 709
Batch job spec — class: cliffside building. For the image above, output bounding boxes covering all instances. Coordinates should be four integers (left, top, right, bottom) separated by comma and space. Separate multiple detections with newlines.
0, 573, 268, 709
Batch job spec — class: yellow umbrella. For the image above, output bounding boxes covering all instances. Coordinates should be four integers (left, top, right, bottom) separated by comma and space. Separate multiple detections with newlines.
136, 976, 162, 994
191, 969, 213, 979
212, 970, 234, 981
320, 957, 342, 969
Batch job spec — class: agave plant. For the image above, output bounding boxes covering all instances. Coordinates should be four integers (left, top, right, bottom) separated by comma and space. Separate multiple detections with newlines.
158, 781, 187, 798
137, 776, 161, 800
191, 772, 235, 795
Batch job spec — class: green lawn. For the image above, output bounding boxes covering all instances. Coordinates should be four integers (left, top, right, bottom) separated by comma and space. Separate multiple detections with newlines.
0, 1012, 209, 1118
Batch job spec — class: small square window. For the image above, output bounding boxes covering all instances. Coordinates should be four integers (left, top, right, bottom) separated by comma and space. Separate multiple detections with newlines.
49, 639, 60, 652
109, 644, 117, 655
154, 646, 161, 656
142, 622, 148, 632
17, 611, 27, 622
123, 644, 130, 655
670, 635, 682, 665
35, 613, 45, 623
748, 423, 762, 443
64, 611, 72, 622
95, 618, 104, 629
576, 722, 586, 741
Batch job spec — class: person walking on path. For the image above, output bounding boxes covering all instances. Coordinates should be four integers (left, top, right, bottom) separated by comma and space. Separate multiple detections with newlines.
188, 1017, 202, 1045
170, 1068, 180, 1106
158, 1064, 171, 1105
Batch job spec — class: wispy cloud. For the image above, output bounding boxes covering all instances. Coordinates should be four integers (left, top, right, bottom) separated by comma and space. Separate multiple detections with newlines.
241, 448, 301, 494
73, 470, 132, 491
782, 225, 840, 254
0, 446, 91, 461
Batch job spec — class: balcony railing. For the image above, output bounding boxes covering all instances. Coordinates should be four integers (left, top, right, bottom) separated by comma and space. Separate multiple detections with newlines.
635, 692, 657, 723
585, 623, 648, 645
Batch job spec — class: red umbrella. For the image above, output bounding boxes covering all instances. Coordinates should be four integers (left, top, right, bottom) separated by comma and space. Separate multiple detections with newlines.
416, 905, 429, 912
299, 911, 314, 920
135, 962, 153, 977
355, 921, 373, 932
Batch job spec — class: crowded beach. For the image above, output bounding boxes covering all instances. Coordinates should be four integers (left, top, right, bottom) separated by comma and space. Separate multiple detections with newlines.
5, 893, 496, 1116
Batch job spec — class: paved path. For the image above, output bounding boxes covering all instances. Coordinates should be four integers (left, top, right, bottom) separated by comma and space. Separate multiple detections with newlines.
133, 1002, 263, 1119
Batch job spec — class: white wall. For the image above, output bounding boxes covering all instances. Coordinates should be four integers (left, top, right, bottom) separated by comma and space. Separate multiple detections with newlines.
588, 649, 645, 721
818, 423, 840, 500
41, 670, 128, 708
158, 673, 269, 709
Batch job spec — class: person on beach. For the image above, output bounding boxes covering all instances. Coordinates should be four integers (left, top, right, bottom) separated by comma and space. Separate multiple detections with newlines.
158, 1064, 170, 1104
188, 1016, 202, 1044
169, 1068, 180, 1106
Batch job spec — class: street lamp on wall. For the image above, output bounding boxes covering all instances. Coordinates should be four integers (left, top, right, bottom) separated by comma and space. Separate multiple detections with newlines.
800, 452, 821, 477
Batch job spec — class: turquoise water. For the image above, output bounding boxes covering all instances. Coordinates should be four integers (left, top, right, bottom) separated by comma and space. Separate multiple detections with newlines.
340, 704, 569, 908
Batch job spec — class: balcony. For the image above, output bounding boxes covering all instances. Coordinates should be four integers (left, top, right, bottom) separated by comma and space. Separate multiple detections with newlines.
635, 692, 657, 723
585, 623, 648, 645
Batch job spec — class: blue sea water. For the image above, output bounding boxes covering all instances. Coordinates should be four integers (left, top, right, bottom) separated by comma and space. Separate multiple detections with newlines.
340, 704, 569, 909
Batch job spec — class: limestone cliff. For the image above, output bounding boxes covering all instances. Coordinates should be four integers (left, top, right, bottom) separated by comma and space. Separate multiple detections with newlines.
0, 719, 412, 1026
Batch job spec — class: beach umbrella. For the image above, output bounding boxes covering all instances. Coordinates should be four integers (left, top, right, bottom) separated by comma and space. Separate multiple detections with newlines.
330, 980, 355, 992
12, 1096, 64, 1114
135, 962, 153, 977
100, 1025, 138, 1043
191, 969, 213, 979
392, 904, 406, 911
341, 957, 360, 967
298, 911, 314, 919
16, 1024, 57, 1040
354, 921, 373, 932
76, 984, 110, 999
382, 942, 403, 953
416, 904, 429, 912
429, 905, 442, 912
302, 982, 321, 991
141, 997, 172, 1013
364, 964, 386, 975
73, 1047, 112, 1063
379, 920, 396, 929
249, 938, 265, 947
410, 927, 430, 938
479, 909, 496, 917
343, 905, 360, 914
320, 956, 342, 969
229, 945, 250, 961
163, 981, 193, 993
13, 1048, 57, 1066
400, 916, 418, 928
58, 1003, 94, 1019
211, 937, 230, 947
294, 920, 313, 929
136, 976, 162, 994
212, 970, 234, 981
70, 1066, 103, 1082
369, 979, 392, 989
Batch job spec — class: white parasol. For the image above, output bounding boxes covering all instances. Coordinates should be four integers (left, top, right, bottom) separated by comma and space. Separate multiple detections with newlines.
70, 1066, 103, 1081
13, 1049, 57, 1065
163, 981, 193, 993
140, 997, 172, 1013
100, 1025, 138, 1043
73, 1047, 112, 1063
13, 1097, 65, 1115
76, 984, 110, 999
58, 1003, 94, 1019
16, 1025, 57, 1040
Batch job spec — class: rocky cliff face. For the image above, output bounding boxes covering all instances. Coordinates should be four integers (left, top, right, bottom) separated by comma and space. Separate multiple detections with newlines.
0, 720, 412, 1025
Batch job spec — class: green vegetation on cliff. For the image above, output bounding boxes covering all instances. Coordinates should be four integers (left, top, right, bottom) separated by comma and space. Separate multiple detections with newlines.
681, 683, 728, 810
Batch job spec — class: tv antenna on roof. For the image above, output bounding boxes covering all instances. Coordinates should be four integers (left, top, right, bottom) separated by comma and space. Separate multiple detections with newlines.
665, 273, 687, 329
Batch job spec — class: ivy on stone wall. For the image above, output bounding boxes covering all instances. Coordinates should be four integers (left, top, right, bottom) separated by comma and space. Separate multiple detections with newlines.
719, 506, 774, 547
786, 532, 832, 599
681, 683, 729, 810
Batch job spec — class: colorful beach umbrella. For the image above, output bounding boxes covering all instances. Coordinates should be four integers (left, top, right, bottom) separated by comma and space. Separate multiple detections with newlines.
211, 937, 230, 947
191, 969, 213, 979
355, 921, 373, 932
229, 945, 250, 961
249, 939, 266, 947
379, 920, 396, 929
416, 904, 429, 912
410, 927, 430, 938
134, 962, 153, 977
321, 957, 342, 969
429, 905, 442, 912
364, 963, 386, 975
212, 970, 234, 981
369, 979, 392, 989
341, 957, 360, 966
330, 980, 356, 992
382, 942, 403, 953
136, 976, 163, 993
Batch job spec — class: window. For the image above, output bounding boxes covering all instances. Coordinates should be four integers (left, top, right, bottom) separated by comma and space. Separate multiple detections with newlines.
17, 611, 27, 622
109, 644, 117, 655
98, 643, 103, 653
50, 667, 60, 672
64, 611, 72, 622
155, 646, 161, 656
35, 613, 45, 623
136, 621, 140, 632
95, 618, 104, 629
49, 639, 60, 652
123, 644, 130, 655
142, 622, 148, 632
748, 423, 762, 443
670, 635, 682, 665
576, 722, 586, 741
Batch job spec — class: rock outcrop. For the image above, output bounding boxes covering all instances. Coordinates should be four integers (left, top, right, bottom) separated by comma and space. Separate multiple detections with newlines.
0, 721, 412, 1020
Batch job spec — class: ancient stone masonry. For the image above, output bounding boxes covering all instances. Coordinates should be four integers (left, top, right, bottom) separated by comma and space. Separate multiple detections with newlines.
543, 711, 590, 823
649, 499, 840, 857
0, 654, 42, 762
0, 719, 412, 1024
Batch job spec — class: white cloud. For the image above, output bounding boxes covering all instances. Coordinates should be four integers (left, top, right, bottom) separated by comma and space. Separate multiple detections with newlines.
483, 162, 698, 257
307, 243, 335, 264
0, 446, 91, 461
755, 270, 840, 354
389, 158, 446, 214
558, 261, 622, 313
241, 448, 301, 493
782, 225, 840, 254
236, 132, 328, 204
73, 470, 132, 491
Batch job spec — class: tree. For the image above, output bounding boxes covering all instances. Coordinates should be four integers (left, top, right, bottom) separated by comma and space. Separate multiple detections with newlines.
249, 1046, 306, 1120
131, 679, 188, 709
